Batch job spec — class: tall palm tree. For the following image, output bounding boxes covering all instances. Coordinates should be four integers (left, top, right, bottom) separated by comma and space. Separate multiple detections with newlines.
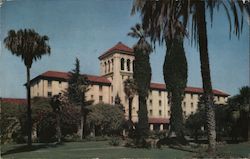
164, 35, 188, 144
123, 78, 137, 123
131, 0, 245, 153
4, 29, 51, 146
128, 24, 152, 142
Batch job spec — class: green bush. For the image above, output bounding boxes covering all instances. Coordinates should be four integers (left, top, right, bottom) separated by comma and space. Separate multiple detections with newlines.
0, 102, 26, 144
88, 104, 125, 136
109, 137, 121, 146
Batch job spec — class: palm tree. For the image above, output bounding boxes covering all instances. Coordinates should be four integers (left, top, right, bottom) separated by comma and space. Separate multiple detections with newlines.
164, 35, 188, 144
131, 0, 245, 153
4, 29, 51, 146
128, 24, 152, 143
123, 78, 137, 123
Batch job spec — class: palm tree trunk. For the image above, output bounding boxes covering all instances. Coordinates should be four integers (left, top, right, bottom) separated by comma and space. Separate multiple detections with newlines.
56, 112, 61, 143
248, 112, 250, 141
26, 66, 32, 146
128, 98, 133, 122
83, 111, 87, 139
80, 107, 84, 140
196, 1, 216, 153
137, 95, 149, 140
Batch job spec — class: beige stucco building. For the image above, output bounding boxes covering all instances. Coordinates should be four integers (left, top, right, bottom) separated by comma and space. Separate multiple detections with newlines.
30, 42, 229, 131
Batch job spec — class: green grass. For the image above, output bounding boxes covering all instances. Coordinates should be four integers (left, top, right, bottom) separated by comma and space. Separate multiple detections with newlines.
1, 141, 250, 159
1, 141, 191, 159
217, 142, 250, 158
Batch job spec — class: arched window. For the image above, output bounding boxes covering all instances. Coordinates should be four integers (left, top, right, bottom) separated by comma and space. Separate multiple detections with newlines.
108, 60, 110, 72
127, 59, 131, 71
104, 62, 107, 73
121, 58, 124, 70
111, 59, 114, 71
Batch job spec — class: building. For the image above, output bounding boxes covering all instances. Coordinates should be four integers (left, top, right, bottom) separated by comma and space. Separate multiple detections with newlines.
30, 42, 230, 131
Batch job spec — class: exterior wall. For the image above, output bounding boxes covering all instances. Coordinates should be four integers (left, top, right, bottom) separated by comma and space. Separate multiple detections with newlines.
147, 90, 170, 119
85, 84, 110, 104
30, 79, 68, 98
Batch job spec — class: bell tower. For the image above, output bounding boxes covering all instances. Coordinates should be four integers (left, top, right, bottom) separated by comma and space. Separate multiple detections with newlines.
98, 42, 137, 117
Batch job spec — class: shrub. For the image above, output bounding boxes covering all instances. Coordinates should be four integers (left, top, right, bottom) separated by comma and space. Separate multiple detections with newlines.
109, 137, 121, 146
0, 102, 26, 144
88, 104, 125, 136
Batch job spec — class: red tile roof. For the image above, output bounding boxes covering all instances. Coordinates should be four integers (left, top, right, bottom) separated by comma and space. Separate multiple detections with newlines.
32, 71, 229, 96
150, 82, 230, 96
148, 118, 169, 124
32, 71, 111, 85
41, 71, 70, 80
1, 98, 27, 105
98, 42, 133, 60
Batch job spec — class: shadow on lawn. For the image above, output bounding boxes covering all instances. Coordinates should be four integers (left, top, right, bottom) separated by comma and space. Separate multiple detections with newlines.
1, 142, 64, 156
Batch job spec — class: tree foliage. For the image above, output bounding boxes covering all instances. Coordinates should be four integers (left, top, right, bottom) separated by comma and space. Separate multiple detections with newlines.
4, 29, 51, 146
131, 0, 246, 153
35, 97, 79, 142
123, 78, 137, 123
0, 102, 26, 144
87, 104, 125, 136
164, 35, 187, 143
227, 86, 250, 141
128, 24, 152, 143
66, 58, 92, 139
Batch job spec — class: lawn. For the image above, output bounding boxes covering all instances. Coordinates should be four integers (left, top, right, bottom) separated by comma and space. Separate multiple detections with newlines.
1, 141, 250, 159
1, 141, 191, 159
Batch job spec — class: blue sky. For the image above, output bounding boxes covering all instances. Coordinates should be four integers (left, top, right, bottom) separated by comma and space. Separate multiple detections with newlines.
0, 0, 249, 98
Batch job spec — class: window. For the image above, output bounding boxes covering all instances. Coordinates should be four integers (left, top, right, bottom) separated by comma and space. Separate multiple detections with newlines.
191, 93, 193, 99
111, 96, 113, 103
59, 81, 62, 88
149, 99, 152, 106
121, 58, 125, 70
111, 85, 113, 92
99, 96, 103, 102
168, 111, 170, 116
48, 80, 52, 88
108, 61, 111, 72
149, 109, 153, 116
183, 102, 186, 108
159, 91, 161, 97
127, 59, 131, 71
183, 111, 186, 116
37, 92, 39, 96
104, 62, 107, 73
111, 59, 114, 71
159, 100, 162, 107
48, 92, 52, 97
91, 95, 94, 99
159, 110, 162, 116
191, 102, 194, 108
99, 85, 103, 92
37, 81, 39, 88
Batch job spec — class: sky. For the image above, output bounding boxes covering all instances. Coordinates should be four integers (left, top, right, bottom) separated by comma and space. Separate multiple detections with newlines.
0, 0, 249, 98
